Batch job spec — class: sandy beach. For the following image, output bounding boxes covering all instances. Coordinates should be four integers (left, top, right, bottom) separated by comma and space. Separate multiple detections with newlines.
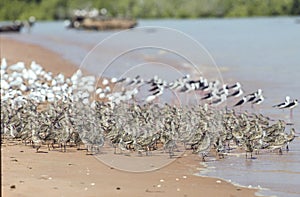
1, 37, 258, 197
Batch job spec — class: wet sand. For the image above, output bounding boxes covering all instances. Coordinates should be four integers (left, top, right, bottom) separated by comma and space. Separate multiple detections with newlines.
1, 37, 257, 197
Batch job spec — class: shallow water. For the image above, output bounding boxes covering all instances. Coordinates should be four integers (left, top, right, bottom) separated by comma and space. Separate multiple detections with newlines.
2, 17, 300, 196
199, 137, 300, 197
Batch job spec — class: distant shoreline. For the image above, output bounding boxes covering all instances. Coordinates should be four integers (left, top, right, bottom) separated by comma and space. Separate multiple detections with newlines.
1, 0, 299, 21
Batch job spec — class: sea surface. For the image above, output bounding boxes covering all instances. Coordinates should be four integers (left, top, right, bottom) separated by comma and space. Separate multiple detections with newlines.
2, 17, 300, 197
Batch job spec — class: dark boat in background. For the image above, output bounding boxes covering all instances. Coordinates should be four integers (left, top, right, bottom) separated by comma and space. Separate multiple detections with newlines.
0, 17, 36, 33
0, 22, 23, 33
65, 8, 137, 30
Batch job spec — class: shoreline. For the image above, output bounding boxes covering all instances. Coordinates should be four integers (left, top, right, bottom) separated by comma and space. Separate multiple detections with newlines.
1, 37, 258, 197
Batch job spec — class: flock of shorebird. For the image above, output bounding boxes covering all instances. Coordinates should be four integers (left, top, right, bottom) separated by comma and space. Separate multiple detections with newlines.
1, 58, 298, 160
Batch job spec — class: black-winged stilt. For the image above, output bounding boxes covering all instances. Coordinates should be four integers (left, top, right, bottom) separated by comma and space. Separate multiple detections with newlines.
282, 99, 298, 119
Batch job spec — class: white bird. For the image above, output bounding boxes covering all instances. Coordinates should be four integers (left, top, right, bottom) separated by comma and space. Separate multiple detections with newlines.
44, 72, 52, 81
22, 69, 29, 79
46, 92, 55, 102
99, 93, 106, 99
82, 76, 96, 85
1, 79, 9, 90
104, 86, 111, 93
102, 78, 109, 86
82, 98, 89, 105
145, 95, 157, 103
0, 70, 5, 77
51, 79, 57, 86
14, 96, 27, 106
1, 58, 7, 70
20, 83, 28, 92
86, 85, 94, 92
10, 77, 23, 87
81, 92, 90, 99
56, 73, 65, 84
95, 88, 103, 94
71, 69, 83, 82
111, 77, 117, 83
9, 62, 25, 71
30, 61, 43, 72
52, 86, 61, 92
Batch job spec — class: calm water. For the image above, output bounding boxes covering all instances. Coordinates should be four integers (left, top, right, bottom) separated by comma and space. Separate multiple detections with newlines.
2, 17, 300, 197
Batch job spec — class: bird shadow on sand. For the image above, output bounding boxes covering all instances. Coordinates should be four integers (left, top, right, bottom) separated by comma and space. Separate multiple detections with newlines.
36, 151, 48, 154
246, 156, 257, 160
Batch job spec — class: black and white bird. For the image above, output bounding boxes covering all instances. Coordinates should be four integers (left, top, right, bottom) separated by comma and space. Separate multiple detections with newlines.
247, 89, 262, 103
210, 94, 227, 106
147, 75, 159, 85
252, 94, 264, 106
281, 99, 298, 119
233, 96, 247, 107
168, 75, 189, 91
282, 99, 298, 109
228, 88, 243, 98
127, 75, 143, 86
145, 85, 164, 103
226, 82, 241, 91
273, 96, 290, 109
180, 82, 196, 93
201, 89, 217, 101
195, 76, 206, 90
148, 85, 160, 92
218, 84, 229, 95
116, 77, 130, 84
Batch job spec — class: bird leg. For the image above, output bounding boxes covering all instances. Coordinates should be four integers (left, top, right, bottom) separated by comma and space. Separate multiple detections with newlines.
146, 147, 150, 156
201, 153, 207, 162
169, 148, 174, 159
86, 146, 89, 155
137, 150, 143, 157
114, 145, 117, 154
76, 143, 81, 150
35, 145, 41, 153
183, 143, 187, 150
226, 141, 231, 152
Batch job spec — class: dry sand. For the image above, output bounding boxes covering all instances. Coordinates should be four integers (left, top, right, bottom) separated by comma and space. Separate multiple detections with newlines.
0, 37, 78, 76
1, 37, 257, 197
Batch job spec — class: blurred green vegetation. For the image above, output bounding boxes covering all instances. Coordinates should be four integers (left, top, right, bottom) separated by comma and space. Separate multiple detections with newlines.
1, 0, 300, 21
